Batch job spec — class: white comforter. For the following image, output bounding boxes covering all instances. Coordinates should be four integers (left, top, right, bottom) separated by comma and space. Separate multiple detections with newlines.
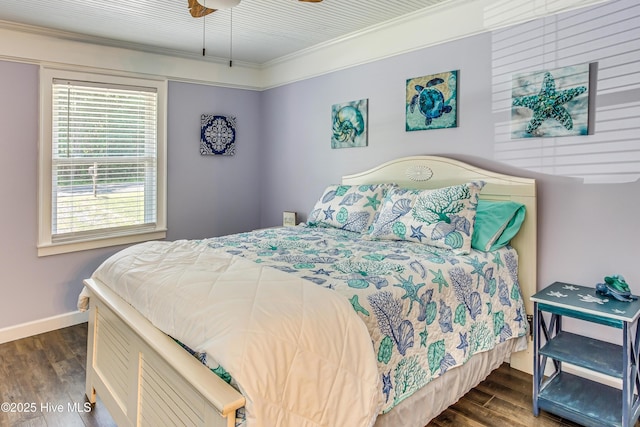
90, 240, 381, 427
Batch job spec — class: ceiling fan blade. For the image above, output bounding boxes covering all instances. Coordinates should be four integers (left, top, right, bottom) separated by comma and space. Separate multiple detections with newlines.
188, 0, 318, 19
188, 0, 216, 18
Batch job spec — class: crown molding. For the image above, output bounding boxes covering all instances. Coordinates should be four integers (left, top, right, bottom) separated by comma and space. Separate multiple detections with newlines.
0, 19, 259, 69
0, 21, 262, 90
0, 0, 610, 90
258, 0, 611, 89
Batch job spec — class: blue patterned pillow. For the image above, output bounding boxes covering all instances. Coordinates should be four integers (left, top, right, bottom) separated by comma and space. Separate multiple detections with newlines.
368, 181, 485, 254
307, 184, 395, 233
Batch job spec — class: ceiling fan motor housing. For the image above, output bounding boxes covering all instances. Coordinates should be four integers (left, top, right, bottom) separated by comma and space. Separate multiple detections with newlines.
200, 0, 241, 9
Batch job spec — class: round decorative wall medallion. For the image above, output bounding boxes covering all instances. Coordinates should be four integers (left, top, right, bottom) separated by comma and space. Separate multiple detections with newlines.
406, 165, 433, 181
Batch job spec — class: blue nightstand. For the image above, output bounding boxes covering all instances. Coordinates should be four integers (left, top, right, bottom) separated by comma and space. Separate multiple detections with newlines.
532, 281, 640, 427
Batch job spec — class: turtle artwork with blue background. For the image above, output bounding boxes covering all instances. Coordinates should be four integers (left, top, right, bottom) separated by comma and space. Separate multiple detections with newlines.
406, 70, 458, 132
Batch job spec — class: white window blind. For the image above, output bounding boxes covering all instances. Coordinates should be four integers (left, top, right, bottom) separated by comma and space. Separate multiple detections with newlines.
39, 69, 167, 256
52, 80, 157, 240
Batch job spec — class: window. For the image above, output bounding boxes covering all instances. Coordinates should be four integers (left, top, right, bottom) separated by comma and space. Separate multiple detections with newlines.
38, 68, 167, 256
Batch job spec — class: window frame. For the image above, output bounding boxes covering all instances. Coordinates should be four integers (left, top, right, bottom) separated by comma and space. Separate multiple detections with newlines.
38, 67, 167, 256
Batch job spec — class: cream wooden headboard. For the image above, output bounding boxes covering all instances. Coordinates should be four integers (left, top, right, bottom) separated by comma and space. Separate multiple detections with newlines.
342, 155, 537, 373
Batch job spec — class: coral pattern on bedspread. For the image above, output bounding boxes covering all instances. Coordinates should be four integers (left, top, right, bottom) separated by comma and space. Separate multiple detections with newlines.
203, 225, 528, 413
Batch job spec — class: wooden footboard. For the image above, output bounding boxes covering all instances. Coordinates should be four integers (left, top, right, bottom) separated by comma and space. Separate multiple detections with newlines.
84, 278, 245, 427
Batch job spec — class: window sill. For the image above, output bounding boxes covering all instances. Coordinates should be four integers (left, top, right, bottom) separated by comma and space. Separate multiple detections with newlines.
37, 229, 167, 257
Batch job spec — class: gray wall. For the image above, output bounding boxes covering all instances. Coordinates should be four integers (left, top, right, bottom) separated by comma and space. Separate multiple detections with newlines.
259, 32, 497, 223
0, 61, 105, 328
166, 82, 263, 241
1, 0, 638, 343
259, 0, 640, 342
0, 71, 262, 330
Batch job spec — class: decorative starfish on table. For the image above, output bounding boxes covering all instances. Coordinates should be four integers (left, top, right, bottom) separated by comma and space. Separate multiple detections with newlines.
513, 71, 587, 135
577, 293, 606, 304
547, 291, 567, 298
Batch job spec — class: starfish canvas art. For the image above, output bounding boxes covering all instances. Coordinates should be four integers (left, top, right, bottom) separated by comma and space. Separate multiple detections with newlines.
511, 64, 591, 138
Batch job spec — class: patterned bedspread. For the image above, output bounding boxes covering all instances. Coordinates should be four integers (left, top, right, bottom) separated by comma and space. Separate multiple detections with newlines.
201, 225, 528, 413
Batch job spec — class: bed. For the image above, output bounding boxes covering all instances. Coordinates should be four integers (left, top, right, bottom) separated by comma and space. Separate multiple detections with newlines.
81, 155, 536, 427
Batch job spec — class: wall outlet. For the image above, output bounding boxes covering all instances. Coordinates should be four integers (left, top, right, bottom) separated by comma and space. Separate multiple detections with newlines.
283, 211, 297, 227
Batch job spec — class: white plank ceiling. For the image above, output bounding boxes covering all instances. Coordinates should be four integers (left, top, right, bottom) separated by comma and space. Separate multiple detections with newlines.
0, 0, 453, 65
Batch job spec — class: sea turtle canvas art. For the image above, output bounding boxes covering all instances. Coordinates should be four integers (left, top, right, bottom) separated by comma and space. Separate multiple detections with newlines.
406, 71, 458, 132
511, 64, 591, 138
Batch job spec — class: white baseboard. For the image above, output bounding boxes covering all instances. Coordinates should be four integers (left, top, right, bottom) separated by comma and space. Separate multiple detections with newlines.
0, 310, 89, 345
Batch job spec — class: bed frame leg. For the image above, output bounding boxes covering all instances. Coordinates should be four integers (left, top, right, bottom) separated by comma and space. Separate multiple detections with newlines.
85, 302, 98, 406
85, 386, 96, 405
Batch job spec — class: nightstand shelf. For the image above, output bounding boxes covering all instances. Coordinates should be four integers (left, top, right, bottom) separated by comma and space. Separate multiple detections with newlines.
539, 331, 623, 378
538, 372, 624, 427
532, 281, 640, 427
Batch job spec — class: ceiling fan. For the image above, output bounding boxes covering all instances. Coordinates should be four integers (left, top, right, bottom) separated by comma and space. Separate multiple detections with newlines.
188, 0, 322, 18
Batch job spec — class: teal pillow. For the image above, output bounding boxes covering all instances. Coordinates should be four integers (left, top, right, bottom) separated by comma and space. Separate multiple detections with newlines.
472, 200, 526, 251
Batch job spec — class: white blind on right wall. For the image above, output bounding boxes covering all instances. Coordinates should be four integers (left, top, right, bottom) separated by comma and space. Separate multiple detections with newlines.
490, 0, 640, 184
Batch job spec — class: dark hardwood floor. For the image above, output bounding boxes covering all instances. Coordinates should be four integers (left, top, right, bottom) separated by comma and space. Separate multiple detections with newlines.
0, 323, 114, 427
0, 323, 619, 426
